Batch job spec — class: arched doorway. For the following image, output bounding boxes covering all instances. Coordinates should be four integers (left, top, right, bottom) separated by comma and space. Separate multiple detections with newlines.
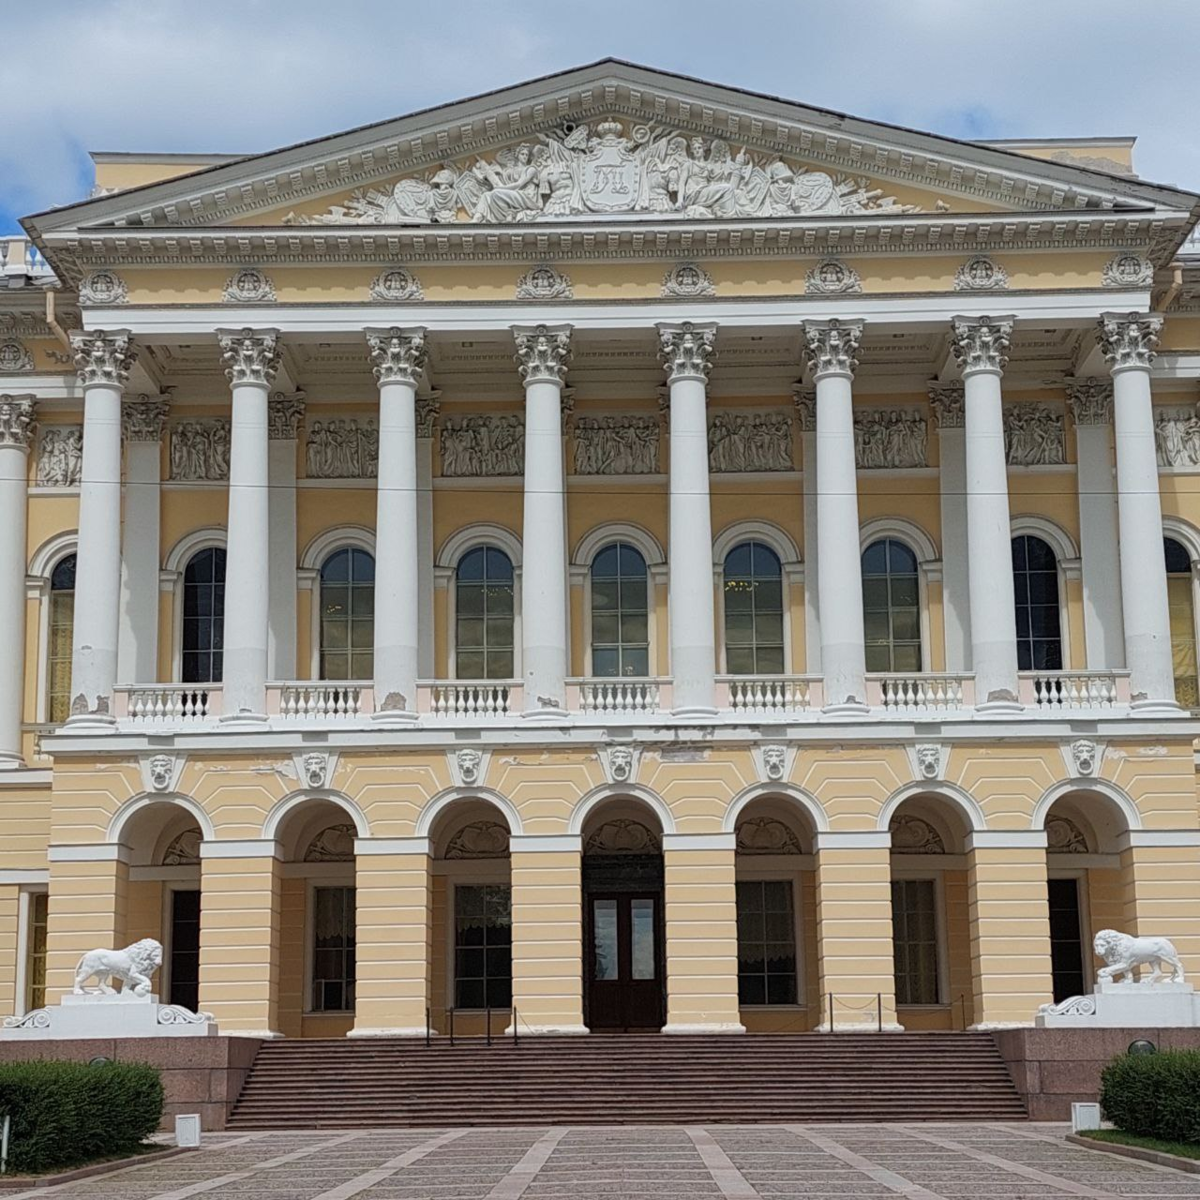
581, 800, 665, 1031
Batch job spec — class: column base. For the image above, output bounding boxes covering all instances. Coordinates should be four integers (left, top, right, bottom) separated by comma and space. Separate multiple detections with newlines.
1130, 697, 1184, 716
975, 699, 1024, 717
662, 1022, 746, 1034
821, 701, 870, 717
671, 705, 719, 719
522, 708, 571, 724
0, 751, 26, 770
369, 710, 420, 728
505, 1022, 590, 1036
218, 712, 268, 729
64, 713, 117, 732
348, 1025, 428, 1038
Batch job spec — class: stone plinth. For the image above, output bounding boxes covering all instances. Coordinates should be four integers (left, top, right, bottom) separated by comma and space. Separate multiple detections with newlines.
1, 992, 218, 1039
1037, 981, 1200, 1028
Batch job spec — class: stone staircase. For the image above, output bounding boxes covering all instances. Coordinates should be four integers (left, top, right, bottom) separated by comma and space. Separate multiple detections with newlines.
227, 1032, 1027, 1127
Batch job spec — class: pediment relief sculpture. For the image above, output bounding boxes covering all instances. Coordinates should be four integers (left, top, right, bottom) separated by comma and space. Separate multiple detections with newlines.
36, 426, 83, 487
854, 409, 927, 469
708, 410, 794, 472
805, 259, 861, 295
445, 820, 510, 859
162, 829, 201, 866
954, 255, 1008, 292
0, 341, 33, 373
305, 418, 379, 479
304, 823, 356, 862
889, 813, 945, 854
1154, 405, 1200, 468
516, 264, 573, 300
1004, 404, 1065, 466
736, 816, 804, 855
440, 414, 525, 477
285, 120, 921, 226
584, 818, 661, 855
573, 414, 660, 475
1046, 814, 1089, 854
370, 266, 424, 301
170, 420, 231, 481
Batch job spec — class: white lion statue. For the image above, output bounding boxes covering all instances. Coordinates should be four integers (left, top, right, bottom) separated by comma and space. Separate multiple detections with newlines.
73, 938, 164, 998
1094, 929, 1186, 985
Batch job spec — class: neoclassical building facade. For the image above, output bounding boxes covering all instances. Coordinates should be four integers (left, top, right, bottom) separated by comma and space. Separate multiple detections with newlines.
2, 61, 1200, 1039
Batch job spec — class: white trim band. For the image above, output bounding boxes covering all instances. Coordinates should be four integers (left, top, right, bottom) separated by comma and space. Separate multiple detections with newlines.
199, 839, 282, 860
1115, 830, 1200, 850
353, 837, 432, 857
661, 833, 737, 852
966, 831, 1049, 851
47, 844, 131, 864
0, 869, 50, 884
509, 835, 583, 854
815, 831, 893, 851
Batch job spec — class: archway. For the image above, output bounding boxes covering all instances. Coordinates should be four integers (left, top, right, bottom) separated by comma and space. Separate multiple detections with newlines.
581, 797, 666, 1031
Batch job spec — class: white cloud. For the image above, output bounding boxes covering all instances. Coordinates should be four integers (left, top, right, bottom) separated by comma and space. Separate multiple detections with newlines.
2, 0, 1197, 227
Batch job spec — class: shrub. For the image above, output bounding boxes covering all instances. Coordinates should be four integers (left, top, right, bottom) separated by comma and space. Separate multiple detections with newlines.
1100, 1049, 1200, 1143
0, 1059, 163, 1175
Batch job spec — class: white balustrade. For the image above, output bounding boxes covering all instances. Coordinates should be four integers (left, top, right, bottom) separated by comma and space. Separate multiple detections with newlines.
722, 675, 817, 715
1, 236, 53, 280
117, 685, 219, 724
869, 673, 972, 713
423, 681, 515, 719
273, 682, 368, 719
575, 678, 663, 715
1021, 671, 1128, 710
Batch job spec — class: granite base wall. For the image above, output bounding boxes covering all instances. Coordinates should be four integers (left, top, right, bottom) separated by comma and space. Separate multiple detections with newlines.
0, 1036, 263, 1130
994, 1027, 1200, 1121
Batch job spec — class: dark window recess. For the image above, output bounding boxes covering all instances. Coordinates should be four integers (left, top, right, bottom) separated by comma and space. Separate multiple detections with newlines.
1048, 877, 1085, 1004
1012, 535, 1062, 671
454, 884, 512, 1010
182, 548, 226, 684
168, 889, 201, 1012
736, 879, 798, 1006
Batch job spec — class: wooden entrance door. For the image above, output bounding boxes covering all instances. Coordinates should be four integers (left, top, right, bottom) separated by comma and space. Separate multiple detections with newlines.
586, 891, 664, 1030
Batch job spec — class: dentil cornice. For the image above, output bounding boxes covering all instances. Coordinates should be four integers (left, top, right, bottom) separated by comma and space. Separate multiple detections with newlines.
121, 394, 171, 442
0, 394, 37, 449
803, 319, 861, 379
513, 324, 572, 386
928, 381, 965, 428
217, 328, 281, 386
1065, 377, 1113, 425
1098, 312, 1162, 372
366, 327, 428, 387
658, 322, 717, 383
71, 330, 137, 389
950, 316, 1013, 375
268, 391, 306, 439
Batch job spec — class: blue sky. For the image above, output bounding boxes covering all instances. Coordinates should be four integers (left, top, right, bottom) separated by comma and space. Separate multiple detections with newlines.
3, 0, 1197, 234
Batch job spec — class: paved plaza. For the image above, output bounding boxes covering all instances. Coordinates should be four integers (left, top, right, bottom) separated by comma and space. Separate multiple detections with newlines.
6, 1123, 1200, 1200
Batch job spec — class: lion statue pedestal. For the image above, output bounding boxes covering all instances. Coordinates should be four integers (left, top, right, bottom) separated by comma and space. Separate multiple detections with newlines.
1037, 929, 1200, 1028
0, 939, 218, 1040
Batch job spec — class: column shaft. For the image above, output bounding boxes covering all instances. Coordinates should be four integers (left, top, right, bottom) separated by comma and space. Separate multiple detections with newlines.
416, 398, 438, 679
930, 384, 971, 671
1102, 314, 1175, 708
663, 843, 744, 1033
660, 323, 717, 715
954, 318, 1020, 710
794, 391, 821, 671
0, 396, 35, 764
515, 325, 571, 718
509, 845, 586, 1033
813, 837, 900, 1030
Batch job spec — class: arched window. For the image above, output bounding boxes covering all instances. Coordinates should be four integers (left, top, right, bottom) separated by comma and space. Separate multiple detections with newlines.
724, 541, 784, 673
1012, 535, 1062, 670
862, 539, 921, 672
320, 548, 375, 681
456, 547, 515, 680
591, 542, 649, 677
1165, 537, 1197, 708
181, 548, 226, 684
48, 555, 76, 723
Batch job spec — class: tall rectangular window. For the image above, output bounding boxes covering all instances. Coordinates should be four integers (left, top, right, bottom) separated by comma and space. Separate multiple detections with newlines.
311, 886, 356, 1012
454, 884, 512, 1009
25, 891, 48, 1011
891, 878, 939, 1005
169, 889, 201, 1012
736, 880, 797, 1005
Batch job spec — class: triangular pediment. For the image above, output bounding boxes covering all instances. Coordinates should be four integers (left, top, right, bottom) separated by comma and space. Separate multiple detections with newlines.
24, 59, 1199, 251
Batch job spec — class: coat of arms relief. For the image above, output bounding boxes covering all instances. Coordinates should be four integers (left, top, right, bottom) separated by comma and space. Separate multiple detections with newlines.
286, 120, 920, 226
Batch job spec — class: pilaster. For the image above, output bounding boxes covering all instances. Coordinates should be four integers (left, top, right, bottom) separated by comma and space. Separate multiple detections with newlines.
930, 381, 970, 673
267, 391, 304, 680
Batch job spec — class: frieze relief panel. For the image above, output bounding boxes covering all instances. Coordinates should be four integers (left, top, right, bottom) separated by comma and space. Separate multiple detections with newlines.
286, 119, 921, 226
305, 417, 379, 479
854, 408, 927, 469
170, 419, 231, 481
36, 426, 83, 487
1155, 405, 1200, 469
708, 410, 793, 472
1004, 404, 1065, 466
572, 414, 660, 475
440, 414, 525, 477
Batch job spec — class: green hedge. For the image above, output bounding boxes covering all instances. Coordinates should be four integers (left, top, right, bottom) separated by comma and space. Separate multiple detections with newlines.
1101, 1049, 1200, 1143
0, 1060, 163, 1175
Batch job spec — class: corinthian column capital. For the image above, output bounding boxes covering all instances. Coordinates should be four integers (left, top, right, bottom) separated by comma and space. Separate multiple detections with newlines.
513, 323, 572, 386
121, 393, 171, 442
658, 321, 717, 383
217, 327, 281, 386
803, 319, 862, 379
1066, 376, 1113, 425
1099, 311, 1162, 372
0, 394, 37, 449
268, 391, 306, 440
950, 316, 1013, 376
71, 329, 137, 389
928, 381, 965, 429
366, 326, 428, 386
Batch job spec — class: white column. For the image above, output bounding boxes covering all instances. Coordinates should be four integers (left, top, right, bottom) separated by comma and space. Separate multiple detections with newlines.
366, 327, 427, 722
951, 316, 1021, 713
1068, 377, 1124, 670
267, 392, 305, 681
514, 324, 572, 719
68, 330, 136, 726
117, 394, 169, 686
804, 320, 867, 714
416, 394, 439, 679
793, 387, 821, 672
659, 322, 718, 717
930, 383, 971, 672
1100, 313, 1177, 710
0, 396, 36, 764
216, 328, 279, 724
